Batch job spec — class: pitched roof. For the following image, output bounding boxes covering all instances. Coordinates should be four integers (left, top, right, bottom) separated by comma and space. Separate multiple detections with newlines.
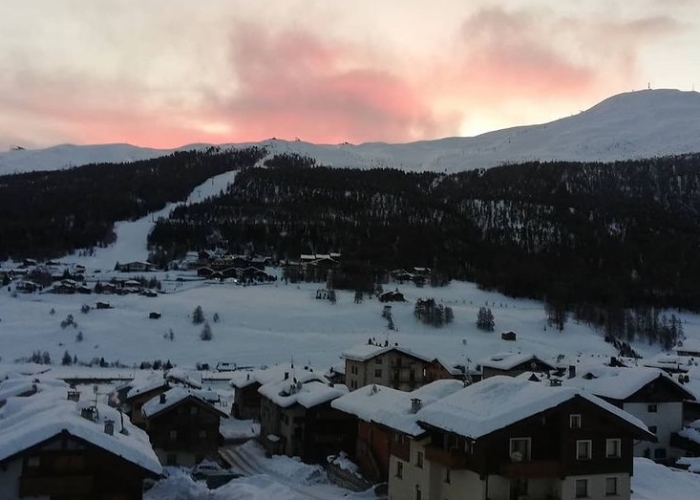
342, 343, 432, 363
564, 366, 695, 401
332, 380, 464, 436
258, 371, 347, 409
477, 352, 555, 371
417, 376, 652, 440
229, 362, 304, 389
125, 375, 169, 400
0, 388, 161, 475
141, 387, 228, 420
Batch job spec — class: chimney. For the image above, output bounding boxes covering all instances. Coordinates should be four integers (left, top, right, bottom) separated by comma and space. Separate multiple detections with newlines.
568, 365, 576, 379
410, 398, 422, 414
104, 419, 115, 436
284, 372, 289, 380
67, 390, 80, 402
160, 393, 166, 404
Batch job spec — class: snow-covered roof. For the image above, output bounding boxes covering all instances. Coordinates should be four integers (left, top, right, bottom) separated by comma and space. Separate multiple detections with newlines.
165, 367, 202, 389
230, 363, 309, 389
141, 387, 227, 419
125, 375, 168, 400
673, 339, 700, 355
342, 343, 432, 363
0, 387, 161, 475
477, 352, 554, 371
564, 366, 694, 401
332, 380, 465, 436
417, 376, 652, 440
258, 371, 347, 409
0, 375, 68, 405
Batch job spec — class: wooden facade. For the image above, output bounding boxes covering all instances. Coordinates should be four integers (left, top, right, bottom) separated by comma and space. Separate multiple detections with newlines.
144, 396, 226, 467
3, 431, 154, 500
398, 395, 654, 500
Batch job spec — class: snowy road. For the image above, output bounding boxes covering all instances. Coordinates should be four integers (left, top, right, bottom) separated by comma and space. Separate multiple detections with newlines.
219, 443, 382, 500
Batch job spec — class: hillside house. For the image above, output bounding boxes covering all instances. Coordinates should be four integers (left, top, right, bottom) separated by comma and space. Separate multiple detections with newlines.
478, 352, 557, 379
565, 366, 695, 462
0, 388, 161, 500
673, 339, 700, 358
258, 371, 352, 462
141, 387, 228, 467
387, 376, 655, 500
343, 342, 433, 391
331, 380, 464, 482
114, 261, 156, 273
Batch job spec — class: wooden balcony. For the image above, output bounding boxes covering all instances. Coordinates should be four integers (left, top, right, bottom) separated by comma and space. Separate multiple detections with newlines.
424, 445, 470, 469
19, 475, 93, 496
390, 440, 411, 462
500, 460, 561, 478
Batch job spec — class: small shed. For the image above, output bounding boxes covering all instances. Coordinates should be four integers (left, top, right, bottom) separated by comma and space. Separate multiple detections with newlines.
501, 331, 517, 341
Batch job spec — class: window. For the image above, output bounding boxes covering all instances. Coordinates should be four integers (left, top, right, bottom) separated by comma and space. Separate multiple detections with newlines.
648, 404, 658, 413
26, 456, 40, 469
509, 437, 531, 461
576, 440, 592, 460
575, 478, 588, 498
416, 451, 424, 468
570, 414, 582, 428
654, 448, 667, 460
444, 468, 451, 484
351, 380, 357, 389
198, 430, 207, 439
190, 406, 198, 415
169, 430, 178, 440
649, 425, 657, 435
374, 369, 382, 378
415, 485, 422, 500
605, 477, 618, 496
166, 454, 178, 466
375, 357, 383, 364
54, 455, 85, 473
396, 460, 403, 479
512, 478, 528, 497
606, 439, 621, 458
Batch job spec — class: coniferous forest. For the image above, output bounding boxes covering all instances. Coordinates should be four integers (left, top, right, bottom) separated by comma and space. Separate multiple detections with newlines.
0, 147, 264, 260
4, 149, 700, 330
148, 152, 700, 315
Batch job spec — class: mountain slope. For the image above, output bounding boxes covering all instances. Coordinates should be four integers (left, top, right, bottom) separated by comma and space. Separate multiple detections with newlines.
1, 89, 699, 174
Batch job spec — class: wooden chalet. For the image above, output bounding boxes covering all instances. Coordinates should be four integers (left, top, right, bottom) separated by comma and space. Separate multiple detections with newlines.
565, 366, 696, 462
141, 388, 228, 467
0, 390, 161, 500
387, 376, 655, 500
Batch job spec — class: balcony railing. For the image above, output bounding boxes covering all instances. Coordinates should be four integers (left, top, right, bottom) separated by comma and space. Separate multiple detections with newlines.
19, 475, 93, 497
500, 460, 561, 478
424, 445, 470, 469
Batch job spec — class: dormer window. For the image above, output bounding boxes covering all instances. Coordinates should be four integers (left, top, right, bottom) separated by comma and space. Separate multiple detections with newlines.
509, 437, 531, 461
570, 414, 582, 428
648, 404, 658, 413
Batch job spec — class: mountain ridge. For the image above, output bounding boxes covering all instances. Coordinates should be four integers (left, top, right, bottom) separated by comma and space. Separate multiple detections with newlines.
2, 89, 699, 174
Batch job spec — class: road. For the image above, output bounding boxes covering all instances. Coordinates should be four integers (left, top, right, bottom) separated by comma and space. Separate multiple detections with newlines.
219, 444, 384, 500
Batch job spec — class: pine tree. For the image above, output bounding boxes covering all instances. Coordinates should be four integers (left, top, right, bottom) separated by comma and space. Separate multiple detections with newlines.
192, 305, 205, 325
476, 307, 495, 332
62, 350, 73, 366
200, 321, 213, 341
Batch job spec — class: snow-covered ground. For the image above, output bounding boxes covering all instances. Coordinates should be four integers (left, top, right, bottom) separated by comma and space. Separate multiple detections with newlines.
2, 89, 699, 174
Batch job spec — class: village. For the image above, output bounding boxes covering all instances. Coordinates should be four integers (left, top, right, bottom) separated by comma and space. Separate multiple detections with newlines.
3, 329, 700, 500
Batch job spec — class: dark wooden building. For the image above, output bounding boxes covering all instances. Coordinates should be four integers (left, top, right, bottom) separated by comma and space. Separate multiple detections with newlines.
141, 388, 228, 467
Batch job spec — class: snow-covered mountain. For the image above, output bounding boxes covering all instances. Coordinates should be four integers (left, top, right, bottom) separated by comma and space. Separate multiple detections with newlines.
2, 89, 699, 174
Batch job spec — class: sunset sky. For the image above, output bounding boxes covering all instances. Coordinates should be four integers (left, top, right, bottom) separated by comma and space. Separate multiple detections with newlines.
1, 0, 698, 150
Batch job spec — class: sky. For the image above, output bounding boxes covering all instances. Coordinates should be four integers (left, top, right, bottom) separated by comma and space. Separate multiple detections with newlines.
1, 0, 698, 150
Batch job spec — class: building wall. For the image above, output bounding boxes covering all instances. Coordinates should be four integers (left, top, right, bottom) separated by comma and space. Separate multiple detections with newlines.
345, 352, 430, 392
625, 401, 682, 459
561, 474, 630, 500
0, 458, 39, 500
388, 439, 430, 500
